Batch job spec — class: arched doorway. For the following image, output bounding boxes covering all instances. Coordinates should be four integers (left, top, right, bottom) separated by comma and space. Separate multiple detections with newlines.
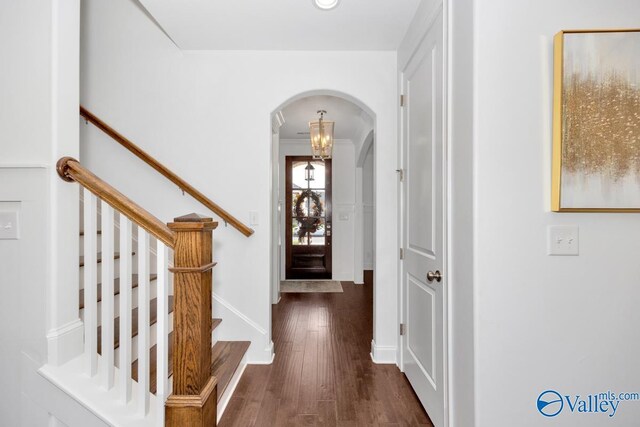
269, 90, 377, 324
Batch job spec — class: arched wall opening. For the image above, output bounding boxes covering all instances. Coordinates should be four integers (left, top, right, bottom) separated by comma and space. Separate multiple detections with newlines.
269, 88, 381, 351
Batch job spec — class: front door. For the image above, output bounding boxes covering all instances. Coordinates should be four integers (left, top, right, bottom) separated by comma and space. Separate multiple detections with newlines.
401, 7, 446, 427
285, 156, 332, 280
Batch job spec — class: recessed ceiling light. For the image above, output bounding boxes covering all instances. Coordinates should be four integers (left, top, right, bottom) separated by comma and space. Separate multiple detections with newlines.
313, 0, 340, 11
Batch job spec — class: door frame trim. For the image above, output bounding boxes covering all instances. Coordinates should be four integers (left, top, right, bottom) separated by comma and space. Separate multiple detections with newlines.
398, 1, 450, 426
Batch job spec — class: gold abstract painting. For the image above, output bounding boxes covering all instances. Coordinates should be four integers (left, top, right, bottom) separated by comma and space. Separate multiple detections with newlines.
552, 30, 640, 211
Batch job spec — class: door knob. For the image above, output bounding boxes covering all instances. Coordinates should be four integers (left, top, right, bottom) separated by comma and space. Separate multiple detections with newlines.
427, 270, 442, 283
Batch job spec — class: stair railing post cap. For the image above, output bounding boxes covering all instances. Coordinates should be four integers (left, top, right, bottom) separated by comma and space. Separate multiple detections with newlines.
173, 213, 214, 223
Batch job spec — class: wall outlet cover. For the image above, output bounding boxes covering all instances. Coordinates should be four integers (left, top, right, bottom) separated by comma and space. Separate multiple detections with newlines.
548, 225, 579, 256
0, 210, 20, 239
249, 211, 259, 226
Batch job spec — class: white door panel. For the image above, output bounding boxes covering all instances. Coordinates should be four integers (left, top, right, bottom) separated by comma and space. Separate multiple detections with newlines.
407, 274, 436, 384
401, 6, 445, 427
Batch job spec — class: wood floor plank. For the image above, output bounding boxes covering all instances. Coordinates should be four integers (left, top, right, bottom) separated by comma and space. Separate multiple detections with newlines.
298, 330, 319, 415
218, 273, 432, 427
317, 400, 338, 427
229, 364, 271, 426
296, 414, 317, 426
316, 327, 335, 401
273, 348, 304, 426
292, 305, 310, 353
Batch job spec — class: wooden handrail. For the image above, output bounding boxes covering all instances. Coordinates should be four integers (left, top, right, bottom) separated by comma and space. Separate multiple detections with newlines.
79, 106, 255, 237
57, 157, 176, 247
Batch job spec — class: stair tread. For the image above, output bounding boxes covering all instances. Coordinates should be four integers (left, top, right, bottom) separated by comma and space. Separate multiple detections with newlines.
79, 251, 135, 267
79, 274, 158, 309
96, 295, 174, 353
79, 230, 102, 236
132, 319, 240, 397
210, 340, 251, 398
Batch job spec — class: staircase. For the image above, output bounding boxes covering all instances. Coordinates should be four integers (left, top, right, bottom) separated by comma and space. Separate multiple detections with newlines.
39, 149, 254, 426
78, 224, 249, 402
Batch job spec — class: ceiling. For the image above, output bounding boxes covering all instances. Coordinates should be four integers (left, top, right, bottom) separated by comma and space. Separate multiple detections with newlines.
137, 0, 422, 50
278, 95, 372, 141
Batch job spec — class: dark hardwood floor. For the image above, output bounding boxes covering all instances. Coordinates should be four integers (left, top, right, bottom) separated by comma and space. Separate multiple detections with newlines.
218, 271, 433, 426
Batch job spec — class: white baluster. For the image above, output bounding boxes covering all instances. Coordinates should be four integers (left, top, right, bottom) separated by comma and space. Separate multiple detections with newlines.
156, 242, 169, 420
101, 201, 115, 389
138, 229, 150, 415
83, 189, 98, 376
119, 215, 132, 403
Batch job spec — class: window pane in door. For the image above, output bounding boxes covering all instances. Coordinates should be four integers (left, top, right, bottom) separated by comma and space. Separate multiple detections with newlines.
292, 161, 309, 189
291, 217, 325, 245
309, 161, 325, 189
308, 218, 325, 245
291, 190, 308, 216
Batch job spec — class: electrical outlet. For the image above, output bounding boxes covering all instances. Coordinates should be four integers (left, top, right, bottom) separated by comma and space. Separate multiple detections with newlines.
548, 225, 579, 256
0, 211, 20, 239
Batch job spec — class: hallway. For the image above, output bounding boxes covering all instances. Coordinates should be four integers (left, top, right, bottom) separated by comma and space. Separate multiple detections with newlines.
219, 273, 432, 426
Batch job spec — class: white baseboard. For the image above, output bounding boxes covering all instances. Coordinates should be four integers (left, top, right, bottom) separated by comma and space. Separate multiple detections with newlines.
332, 272, 353, 282
46, 318, 84, 366
370, 339, 397, 364
249, 341, 275, 365
217, 354, 247, 423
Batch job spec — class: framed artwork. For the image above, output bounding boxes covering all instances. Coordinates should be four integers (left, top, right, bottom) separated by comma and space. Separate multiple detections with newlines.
552, 29, 640, 212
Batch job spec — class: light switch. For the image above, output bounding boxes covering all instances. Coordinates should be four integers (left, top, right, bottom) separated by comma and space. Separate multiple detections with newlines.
548, 225, 579, 256
339, 212, 350, 221
0, 211, 20, 239
249, 211, 259, 226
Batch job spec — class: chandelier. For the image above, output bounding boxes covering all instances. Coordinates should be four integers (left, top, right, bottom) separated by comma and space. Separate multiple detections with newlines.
309, 110, 334, 160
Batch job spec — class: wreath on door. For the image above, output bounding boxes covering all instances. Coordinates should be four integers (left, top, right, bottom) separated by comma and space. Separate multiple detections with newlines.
294, 190, 324, 243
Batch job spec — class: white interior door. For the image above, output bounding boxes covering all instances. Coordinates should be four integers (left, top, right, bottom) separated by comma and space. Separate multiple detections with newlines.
401, 7, 445, 427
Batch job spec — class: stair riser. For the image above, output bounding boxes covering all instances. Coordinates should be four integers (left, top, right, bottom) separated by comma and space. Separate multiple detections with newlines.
80, 258, 128, 288
79, 236, 160, 269
79, 234, 110, 256
112, 317, 174, 366
79, 282, 162, 314
80, 312, 174, 364
80, 297, 172, 329
79, 256, 162, 289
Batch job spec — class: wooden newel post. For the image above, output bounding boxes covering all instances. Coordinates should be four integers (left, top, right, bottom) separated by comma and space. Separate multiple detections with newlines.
165, 213, 218, 426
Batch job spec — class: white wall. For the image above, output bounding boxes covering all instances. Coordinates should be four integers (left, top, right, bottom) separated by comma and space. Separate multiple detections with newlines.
362, 145, 375, 270
279, 140, 356, 281
475, 1, 640, 426
270, 131, 281, 304
0, 0, 84, 425
81, 0, 399, 363
447, 0, 475, 425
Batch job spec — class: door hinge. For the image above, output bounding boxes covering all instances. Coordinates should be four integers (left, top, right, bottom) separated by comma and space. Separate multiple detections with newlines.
400, 323, 406, 336
399, 248, 404, 260
396, 169, 404, 182
400, 94, 405, 107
